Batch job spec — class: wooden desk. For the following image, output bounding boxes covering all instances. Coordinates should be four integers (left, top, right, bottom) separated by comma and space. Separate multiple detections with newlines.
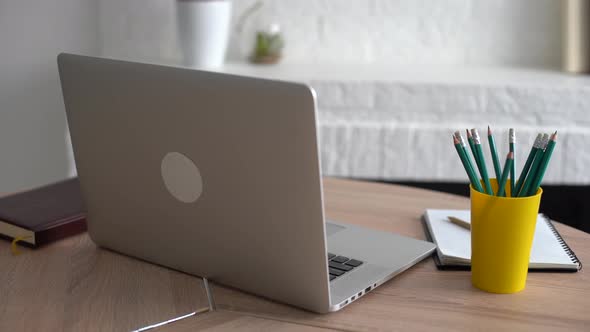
1, 178, 588, 331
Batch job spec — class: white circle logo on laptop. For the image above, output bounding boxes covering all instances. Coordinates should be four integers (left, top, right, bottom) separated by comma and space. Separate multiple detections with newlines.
161, 152, 203, 203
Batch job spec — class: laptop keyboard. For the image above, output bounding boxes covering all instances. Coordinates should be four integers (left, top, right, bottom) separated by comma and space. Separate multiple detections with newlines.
328, 253, 363, 281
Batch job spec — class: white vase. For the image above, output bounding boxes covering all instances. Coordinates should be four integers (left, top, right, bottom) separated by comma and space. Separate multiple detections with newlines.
176, 0, 232, 68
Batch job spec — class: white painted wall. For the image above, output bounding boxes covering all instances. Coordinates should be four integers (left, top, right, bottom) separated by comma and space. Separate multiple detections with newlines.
0, 0, 98, 192
98, 0, 562, 68
0, 0, 567, 191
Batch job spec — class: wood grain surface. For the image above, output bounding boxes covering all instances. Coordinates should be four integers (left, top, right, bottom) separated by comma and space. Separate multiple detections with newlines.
1, 178, 588, 331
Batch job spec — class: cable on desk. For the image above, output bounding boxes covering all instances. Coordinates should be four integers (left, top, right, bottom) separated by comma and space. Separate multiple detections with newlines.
130, 277, 216, 332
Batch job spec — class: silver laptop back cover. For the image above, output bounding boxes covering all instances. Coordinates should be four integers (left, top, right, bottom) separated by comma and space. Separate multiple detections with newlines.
58, 54, 332, 313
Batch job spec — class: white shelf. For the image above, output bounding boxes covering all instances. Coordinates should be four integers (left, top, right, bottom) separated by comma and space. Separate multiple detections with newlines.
217, 63, 590, 88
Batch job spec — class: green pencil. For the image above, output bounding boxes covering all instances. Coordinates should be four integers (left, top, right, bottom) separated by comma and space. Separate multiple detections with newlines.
527, 131, 557, 196
471, 129, 493, 195
487, 126, 502, 182
514, 133, 542, 196
496, 152, 514, 197
453, 132, 484, 193
509, 128, 516, 196
467, 129, 483, 182
459, 134, 481, 191
466, 129, 479, 166
519, 133, 549, 197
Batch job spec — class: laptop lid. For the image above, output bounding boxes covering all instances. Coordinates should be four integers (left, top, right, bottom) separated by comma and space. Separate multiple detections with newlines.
58, 54, 332, 312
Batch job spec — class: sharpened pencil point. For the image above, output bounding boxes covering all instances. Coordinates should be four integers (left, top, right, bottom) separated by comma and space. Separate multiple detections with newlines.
466, 129, 472, 138
508, 152, 514, 159
552, 131, 558, 140
453, 135, 459, 144
488, 125, 492, 136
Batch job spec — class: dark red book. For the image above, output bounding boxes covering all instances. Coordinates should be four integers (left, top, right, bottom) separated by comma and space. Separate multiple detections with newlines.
0, 178, 86, 247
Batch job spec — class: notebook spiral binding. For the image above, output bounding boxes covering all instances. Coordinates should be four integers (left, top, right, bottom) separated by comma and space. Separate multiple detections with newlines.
543, 215, 583, 271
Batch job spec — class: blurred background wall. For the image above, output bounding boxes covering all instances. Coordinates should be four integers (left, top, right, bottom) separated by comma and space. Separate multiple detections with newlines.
99, 0, 561, 67
0, 0, 565, 193
0, 0, 98, 193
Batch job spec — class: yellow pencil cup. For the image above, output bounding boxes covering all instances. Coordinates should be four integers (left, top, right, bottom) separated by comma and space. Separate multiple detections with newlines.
470, 179, 542, 294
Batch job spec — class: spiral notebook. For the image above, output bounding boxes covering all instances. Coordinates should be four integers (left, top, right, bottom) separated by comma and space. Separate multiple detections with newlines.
423, 209, 581, 272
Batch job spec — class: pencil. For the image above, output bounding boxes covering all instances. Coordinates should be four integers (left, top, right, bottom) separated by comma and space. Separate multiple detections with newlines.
496, 152, 513, 197
458, 133, 482, 192
453, 132, 484, 193
519, 133, 549, 197
514, 133, 542, 196
509, 128, 516, 196
487, 126, 503, 183
471, 129, 493, 195
527, 131, 557, 196
468, 129, 484, 182
447, 216, 471, 230
466, 129, 479, 166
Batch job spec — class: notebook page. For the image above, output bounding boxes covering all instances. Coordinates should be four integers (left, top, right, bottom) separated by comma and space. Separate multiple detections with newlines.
529, 217, 573, 265
425, 209, 471, 261
425, 209, 575, 267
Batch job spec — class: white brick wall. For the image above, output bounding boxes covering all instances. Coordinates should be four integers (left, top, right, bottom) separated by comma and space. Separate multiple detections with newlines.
234, 0, 561, 67
94, 0, 589, 185
217, 64, 590, 185
98, 0, 561, 67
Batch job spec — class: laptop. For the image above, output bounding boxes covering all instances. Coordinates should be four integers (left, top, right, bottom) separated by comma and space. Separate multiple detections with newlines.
58, 53, 436, 313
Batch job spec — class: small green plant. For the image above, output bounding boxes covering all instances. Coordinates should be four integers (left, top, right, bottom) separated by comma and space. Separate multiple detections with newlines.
251, 30, 284, 64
